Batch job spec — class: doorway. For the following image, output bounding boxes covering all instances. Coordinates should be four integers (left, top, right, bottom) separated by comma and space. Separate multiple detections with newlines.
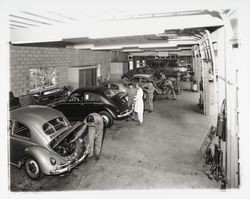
79, 68, 97, 87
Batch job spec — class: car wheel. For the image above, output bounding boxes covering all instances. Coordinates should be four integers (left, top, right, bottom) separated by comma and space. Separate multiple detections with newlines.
99, 111, 114, 128
24, 157, 43, 180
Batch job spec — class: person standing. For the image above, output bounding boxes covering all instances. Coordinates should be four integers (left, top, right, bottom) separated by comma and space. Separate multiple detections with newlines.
134, 83, 144, 125
160, 71, 166, 81
127, 83, 136, 120
127, 83, 136, 109
144, 81, 155, 112
164, 78, 177, 100
176, 70, 181, 94
85, 113, 104, 160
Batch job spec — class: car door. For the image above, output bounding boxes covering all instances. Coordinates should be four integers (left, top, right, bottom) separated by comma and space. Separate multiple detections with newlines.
9, 120, 33, 165
84, 92, 104, 113
82, 92, 104, 116
53, 92, 85, 121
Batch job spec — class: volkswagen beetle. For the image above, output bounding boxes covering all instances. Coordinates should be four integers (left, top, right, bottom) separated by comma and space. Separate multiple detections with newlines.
52, 86, 133, 128
9, 105, 89, 180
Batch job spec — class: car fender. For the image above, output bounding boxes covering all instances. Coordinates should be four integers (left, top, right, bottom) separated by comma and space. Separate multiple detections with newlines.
23, 146, 66, 175
102, 107, 117, 119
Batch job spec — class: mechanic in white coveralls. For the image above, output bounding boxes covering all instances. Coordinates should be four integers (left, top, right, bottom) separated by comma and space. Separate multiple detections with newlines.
134, 83, 144, 125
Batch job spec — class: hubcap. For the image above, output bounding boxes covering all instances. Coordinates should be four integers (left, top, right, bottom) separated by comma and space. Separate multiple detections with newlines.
101, 115, 109, 125
26, 159, 39, 177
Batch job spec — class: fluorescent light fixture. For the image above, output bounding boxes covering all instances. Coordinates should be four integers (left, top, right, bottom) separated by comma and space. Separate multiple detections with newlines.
122, 49, 143, 52
74, 44, 95, 49
139, 43, 177, 48
91, 46, 122, 50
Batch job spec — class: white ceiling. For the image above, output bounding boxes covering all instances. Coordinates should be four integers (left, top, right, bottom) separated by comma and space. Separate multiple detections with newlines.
6, 0, 231, 52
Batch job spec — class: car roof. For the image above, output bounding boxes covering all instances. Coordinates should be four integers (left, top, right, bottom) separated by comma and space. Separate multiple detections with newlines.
10, 105, 63, 126
71, 86, 107, 94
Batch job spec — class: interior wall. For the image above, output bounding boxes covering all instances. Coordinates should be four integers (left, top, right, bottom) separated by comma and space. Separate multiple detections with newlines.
9, 45, 118, 97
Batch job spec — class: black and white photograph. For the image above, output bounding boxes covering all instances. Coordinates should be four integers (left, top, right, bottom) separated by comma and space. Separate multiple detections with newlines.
1, 0, 250, 198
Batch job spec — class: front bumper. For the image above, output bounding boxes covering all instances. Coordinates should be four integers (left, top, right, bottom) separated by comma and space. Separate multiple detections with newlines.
50, 145, 90, 175
117, 108, 133, 119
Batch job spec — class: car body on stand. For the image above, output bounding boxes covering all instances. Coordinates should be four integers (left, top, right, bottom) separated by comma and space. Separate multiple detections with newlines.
52, 86, 133, 128
121, 67, 156, 81
9, 105, 90, 180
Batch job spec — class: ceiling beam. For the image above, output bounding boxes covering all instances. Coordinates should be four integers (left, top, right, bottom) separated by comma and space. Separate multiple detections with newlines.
10, 11, 223, 44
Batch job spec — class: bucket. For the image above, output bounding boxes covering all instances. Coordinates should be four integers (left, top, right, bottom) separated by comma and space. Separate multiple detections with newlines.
192, 81, 198, 92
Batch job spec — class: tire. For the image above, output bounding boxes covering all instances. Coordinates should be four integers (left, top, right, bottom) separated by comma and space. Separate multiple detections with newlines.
24, 157, 43, 180
99, 111, 114, 128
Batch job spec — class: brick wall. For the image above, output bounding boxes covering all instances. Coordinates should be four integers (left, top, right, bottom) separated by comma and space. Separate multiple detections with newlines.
10, 45, 128, 97
111, 51, 128, 62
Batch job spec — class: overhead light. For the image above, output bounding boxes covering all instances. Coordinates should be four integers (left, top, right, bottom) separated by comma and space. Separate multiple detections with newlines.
139, 43, 178, 48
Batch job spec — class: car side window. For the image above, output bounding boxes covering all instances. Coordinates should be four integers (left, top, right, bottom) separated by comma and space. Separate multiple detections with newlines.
68, 93, 84, 102
13, 121, 31, 138
110, 84, 119, 90
141, 78, 149, 83
84, 93, 101, 102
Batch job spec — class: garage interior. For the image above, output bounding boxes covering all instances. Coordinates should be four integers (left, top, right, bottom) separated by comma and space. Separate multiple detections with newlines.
3, 0, 248, 193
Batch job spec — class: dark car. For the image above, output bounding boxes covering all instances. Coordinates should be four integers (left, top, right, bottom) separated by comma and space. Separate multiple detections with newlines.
52, 86, 133, 128
121, 67, 155, 81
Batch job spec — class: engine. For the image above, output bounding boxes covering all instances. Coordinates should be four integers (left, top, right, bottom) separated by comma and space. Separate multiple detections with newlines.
54, 136, 76, 157
52, 122, 88, 160
53, 136, 87, 161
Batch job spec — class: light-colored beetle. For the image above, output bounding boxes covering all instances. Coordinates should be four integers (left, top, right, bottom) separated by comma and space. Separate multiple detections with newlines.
9, 105, 89, 180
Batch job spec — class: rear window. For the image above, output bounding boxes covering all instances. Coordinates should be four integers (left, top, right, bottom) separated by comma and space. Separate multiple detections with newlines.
110, 84, 119, 90
43, 117, 69, 135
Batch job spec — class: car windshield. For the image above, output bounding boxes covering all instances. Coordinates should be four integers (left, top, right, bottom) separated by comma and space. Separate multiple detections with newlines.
43, 116, 69, 135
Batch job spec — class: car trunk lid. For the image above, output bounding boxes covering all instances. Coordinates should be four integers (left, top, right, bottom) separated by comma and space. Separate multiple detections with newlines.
110, 92, 128, 112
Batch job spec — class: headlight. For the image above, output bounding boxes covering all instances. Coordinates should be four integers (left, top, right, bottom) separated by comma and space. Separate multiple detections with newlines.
50, 157, 57, 165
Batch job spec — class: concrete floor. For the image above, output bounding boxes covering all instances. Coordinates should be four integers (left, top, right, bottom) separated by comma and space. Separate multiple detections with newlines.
10, 90, 219, 191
